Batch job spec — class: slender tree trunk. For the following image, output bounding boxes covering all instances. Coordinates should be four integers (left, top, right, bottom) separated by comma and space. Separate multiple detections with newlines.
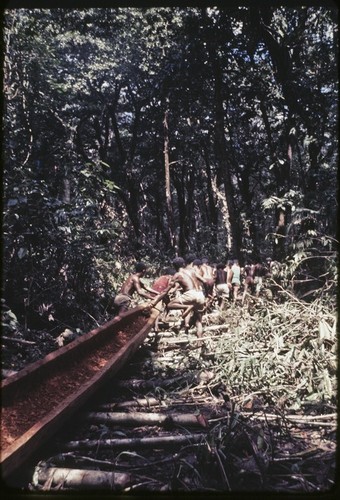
173, 173, 187, 254
163, 101, 176, 251
212, 53, 241, 258
61, 178, 71, 203
259, 98, 276, 163
273, 208, 286, 261
211, 176, 232, 254
200, 140, 218, 246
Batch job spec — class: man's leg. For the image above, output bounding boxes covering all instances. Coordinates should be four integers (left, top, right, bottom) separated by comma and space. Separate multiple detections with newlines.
166, 299, 191, 332
233, 284, 239, 303
241, 283, 248, 305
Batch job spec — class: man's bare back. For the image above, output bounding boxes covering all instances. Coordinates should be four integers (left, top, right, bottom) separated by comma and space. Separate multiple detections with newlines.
120, 274, 143, 297
173, 268, 201, 292
114, 262, 158, 313
165, 257, 205, 340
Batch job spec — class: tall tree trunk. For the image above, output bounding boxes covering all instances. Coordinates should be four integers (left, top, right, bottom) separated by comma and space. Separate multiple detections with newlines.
273, 208, 287, 261
163, 101, 176, 252
172, 167, 195, 256
173, 174, 187, 255
211, 52, 241, 258
61, 178, 71, 204
200, 140, 218, 247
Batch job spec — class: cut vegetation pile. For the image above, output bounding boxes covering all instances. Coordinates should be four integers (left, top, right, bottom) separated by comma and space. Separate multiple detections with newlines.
139, 293, 337, 492
203, 297, 337, 409
153, 293, 337, 410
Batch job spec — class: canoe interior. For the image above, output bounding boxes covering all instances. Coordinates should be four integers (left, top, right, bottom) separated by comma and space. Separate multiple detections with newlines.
1, 304, 160, 480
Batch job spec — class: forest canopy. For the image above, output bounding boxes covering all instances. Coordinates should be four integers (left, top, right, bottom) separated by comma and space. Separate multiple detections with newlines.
2, 5, 338, 330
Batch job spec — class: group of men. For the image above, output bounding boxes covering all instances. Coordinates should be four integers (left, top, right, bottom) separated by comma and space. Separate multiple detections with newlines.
113, 255, 272, 343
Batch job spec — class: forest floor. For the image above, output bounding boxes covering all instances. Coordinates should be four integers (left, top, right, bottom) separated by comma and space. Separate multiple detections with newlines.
129, 297, 337, 493
1, 293, 338, 493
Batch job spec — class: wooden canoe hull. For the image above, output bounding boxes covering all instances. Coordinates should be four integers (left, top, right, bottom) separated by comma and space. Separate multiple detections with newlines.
1, 304, 160, 480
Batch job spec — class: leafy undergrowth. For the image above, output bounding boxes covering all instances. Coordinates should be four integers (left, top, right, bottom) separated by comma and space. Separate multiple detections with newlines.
139, 293, 337, 492
203, 296, 337, 411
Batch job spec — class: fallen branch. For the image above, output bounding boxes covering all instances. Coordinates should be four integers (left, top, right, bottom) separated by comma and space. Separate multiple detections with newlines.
114, 374, 197, 391
1, 336, 36, 345
54, 444, 207, 473
63, 433, 207, 451
273, 448, 334, 460
210, 412, 337, 427
158, 333, 224, 345
202, 324, 230, 332
98, 397, 165, 410
50, 452, 117, 468
77, 307, 100, 327
85, 411, 208, 428
248, 412, 337, 425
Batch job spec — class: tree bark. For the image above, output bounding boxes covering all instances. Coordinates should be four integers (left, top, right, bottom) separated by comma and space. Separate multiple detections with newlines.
163, 101, 176, 251
273, 208, 287, 261
203, 15, 241, 258
200, 140, 218, 245
61, 178, 71, 204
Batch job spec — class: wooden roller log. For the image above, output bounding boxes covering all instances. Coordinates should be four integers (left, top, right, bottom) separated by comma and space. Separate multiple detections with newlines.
85, 411, 208, 428
32, 465, 131, 490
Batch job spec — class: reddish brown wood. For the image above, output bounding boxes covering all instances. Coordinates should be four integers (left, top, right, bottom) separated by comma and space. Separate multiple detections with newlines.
1, 304, 160, 480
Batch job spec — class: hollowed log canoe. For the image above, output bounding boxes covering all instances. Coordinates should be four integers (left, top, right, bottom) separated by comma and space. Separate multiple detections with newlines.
1, 303, 160, 480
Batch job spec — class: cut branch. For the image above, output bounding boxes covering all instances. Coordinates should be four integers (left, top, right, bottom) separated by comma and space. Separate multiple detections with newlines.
1, 336, 36, 345
114, 374, 197, 391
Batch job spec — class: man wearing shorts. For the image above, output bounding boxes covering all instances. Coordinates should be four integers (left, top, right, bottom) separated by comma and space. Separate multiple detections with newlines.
166, 257, 205, 340
215, 262, 230, 309
231, 259, 241, 303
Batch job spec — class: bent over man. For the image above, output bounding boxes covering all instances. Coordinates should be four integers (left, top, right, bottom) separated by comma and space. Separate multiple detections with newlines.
113, 262, 159, 314
166, 257, 205, 341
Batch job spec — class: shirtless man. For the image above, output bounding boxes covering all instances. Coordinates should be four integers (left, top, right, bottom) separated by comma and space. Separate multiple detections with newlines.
113, 262, 159, 314
215, 262, 230, 309
254, 262, 269, 297
226, 260, 234, 291
192, 258, 204, 284
165, 257, 205, 340
200, 257, 215, 307
151, 267, 175, 332
242, 262, 256, 305
185, 255, 207, 284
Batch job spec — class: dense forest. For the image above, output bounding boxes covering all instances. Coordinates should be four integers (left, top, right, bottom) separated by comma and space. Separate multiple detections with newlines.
1, 5, 338, 493
2, 5, 338, 331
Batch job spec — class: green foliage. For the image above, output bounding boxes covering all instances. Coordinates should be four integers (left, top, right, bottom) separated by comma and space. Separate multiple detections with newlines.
262, 190, 303, 212
2, 7, 337, 330
210, 298, 337, 408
